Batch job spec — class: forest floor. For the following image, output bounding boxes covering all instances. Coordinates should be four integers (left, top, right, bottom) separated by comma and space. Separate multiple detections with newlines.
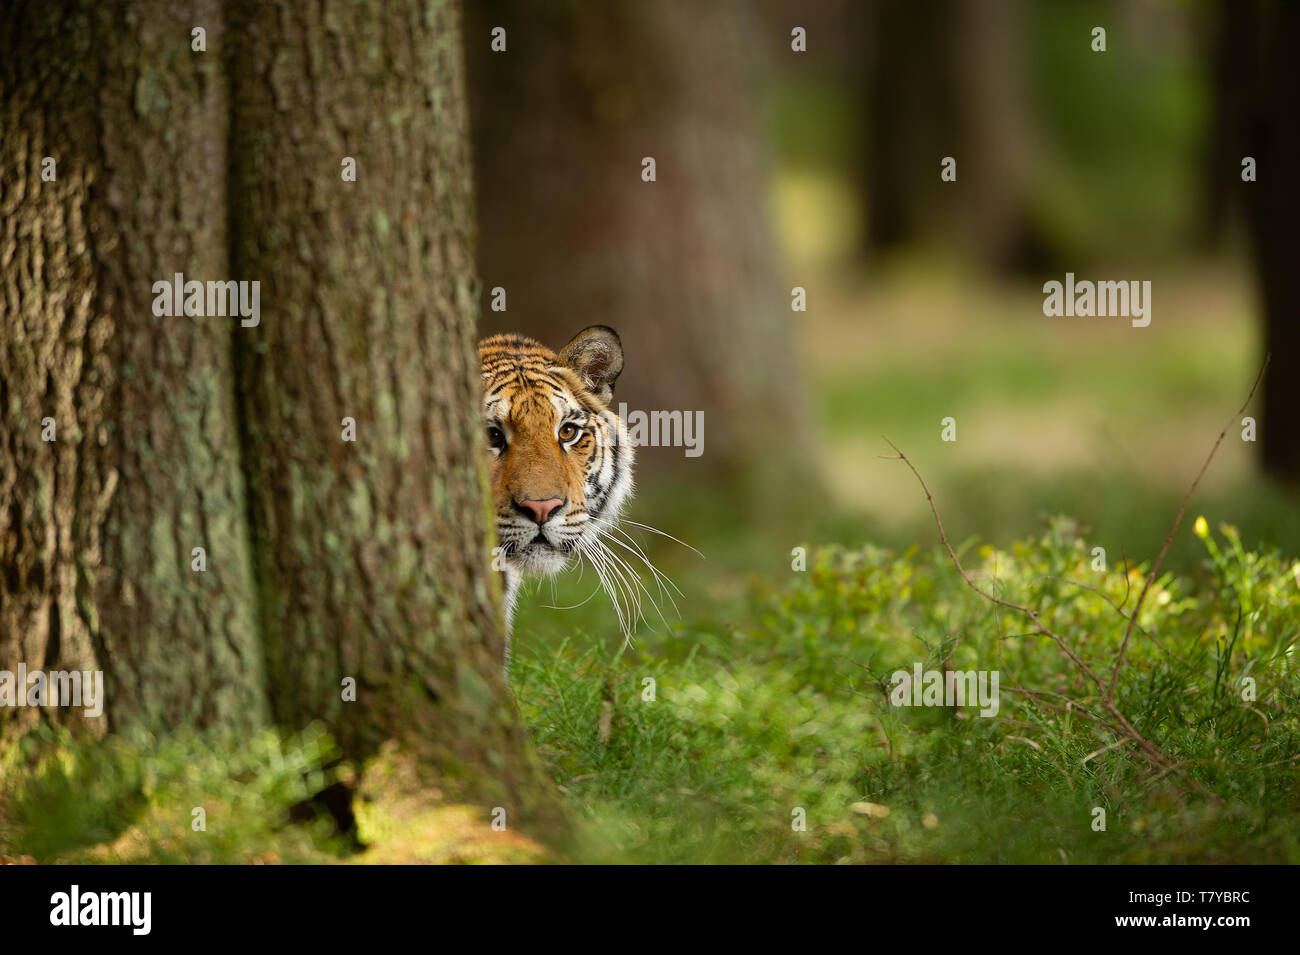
506, 260, 1299, 863
3, 264, 1297, 864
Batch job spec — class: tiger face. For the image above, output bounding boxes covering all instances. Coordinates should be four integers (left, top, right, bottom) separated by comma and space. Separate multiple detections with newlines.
478, 326, 634, 627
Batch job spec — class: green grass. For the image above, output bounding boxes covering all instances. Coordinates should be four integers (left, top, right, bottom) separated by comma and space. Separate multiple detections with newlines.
514, 517, 1300, 864
503, 253, 1299, 862
2, 515, 1295, 864
0, 724, 347, 863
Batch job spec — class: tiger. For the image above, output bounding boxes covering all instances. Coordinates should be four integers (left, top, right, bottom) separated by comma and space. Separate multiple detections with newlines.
478, 325, 637, 663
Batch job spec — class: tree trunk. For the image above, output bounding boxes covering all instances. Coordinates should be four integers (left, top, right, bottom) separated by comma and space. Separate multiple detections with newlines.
862, 0, 1041, 273
1202, 0, 1255, 244
1, 0, 266, 737
1236, 1, 1300, 483
227, 0, 551, 811
2, 0, 553, 824
952, 0, 1036, 273
465, 0, 817, 508
861, 0, 959, 253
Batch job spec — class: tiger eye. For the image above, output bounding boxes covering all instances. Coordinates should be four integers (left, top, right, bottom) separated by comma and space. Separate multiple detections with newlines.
558, 423, 578, 441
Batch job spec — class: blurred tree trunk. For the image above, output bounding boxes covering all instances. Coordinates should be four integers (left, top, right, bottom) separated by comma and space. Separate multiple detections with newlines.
466, 0, 816, 509
952, 0, 1037, 273
1202, 0, 1255, 243
2, 0, 555, 823
862, 0, 958, 253
1, 0, 266, 738
861, 0, 1042, 273
1232, 1, 1300, 483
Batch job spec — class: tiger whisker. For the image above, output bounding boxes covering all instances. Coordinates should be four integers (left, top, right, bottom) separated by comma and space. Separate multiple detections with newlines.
591, 526, 682, 619
584, 542, 633, 637
576, 541, 623, 631
588, 540, 643, 638
539, 580, 604, 612
604, 524, 684, 601
588, 537, 672, 638
590, 540, 643, 631
615, 518, 705, 559
588, 515, 686, 609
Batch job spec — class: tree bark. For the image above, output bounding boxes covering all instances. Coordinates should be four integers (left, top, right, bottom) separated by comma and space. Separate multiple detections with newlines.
1, 0, 266, 737
226, 0, 552, 811
466, 0, 817, 506
2, 0, 552, 823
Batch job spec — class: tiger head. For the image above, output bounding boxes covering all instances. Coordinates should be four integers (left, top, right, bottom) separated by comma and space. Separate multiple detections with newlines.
478, 326, 634, 618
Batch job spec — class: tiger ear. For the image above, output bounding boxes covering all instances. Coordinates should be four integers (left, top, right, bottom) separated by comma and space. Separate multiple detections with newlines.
557, 325, 624, 405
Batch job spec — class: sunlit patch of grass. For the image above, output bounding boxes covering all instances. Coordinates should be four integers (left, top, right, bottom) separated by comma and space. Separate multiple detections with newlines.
0, 724, 349, 864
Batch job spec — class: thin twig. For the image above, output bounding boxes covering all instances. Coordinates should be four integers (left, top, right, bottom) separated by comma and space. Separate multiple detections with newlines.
882, 438, 1104, 692
1081, 738, 1130, 766
883, 444, 1171, 774
998, 684, 1115, 728
882, 357, 1268, 797
1105, 355, 1269, 704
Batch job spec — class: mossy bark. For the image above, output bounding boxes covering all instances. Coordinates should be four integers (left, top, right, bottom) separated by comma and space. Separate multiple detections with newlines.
2, 0, 556, 829
225, 0, 555, 819
0, 0, 266, 736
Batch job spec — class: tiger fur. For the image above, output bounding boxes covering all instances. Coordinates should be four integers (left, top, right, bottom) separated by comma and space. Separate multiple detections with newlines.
478, 326, 635, 664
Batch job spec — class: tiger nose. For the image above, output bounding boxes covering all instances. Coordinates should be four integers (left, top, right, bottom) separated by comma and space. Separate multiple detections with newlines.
516, 497, 565, 524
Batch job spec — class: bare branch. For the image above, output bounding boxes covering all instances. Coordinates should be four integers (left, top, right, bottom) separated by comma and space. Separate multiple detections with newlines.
881, 355, 1269, 796
1106, 355, 1270, 704
884, 443, 1171, 775
882, 437, 1104, 692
